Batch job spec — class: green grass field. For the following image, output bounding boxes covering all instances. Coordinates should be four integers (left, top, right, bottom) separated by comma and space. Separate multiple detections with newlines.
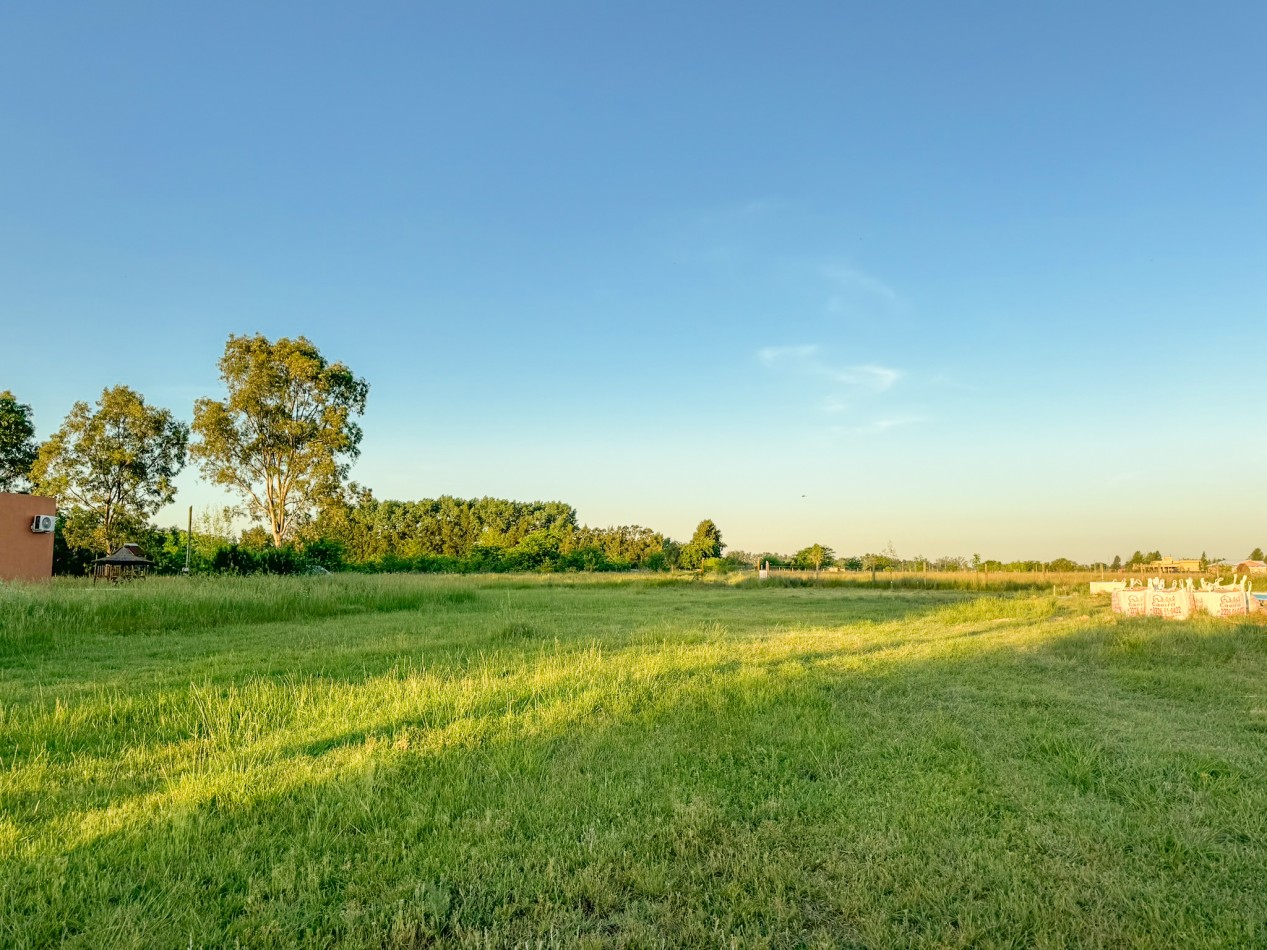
3, 575, 1266, 948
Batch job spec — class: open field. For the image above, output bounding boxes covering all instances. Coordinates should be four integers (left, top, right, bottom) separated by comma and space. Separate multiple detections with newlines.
3, 575, 1267, 948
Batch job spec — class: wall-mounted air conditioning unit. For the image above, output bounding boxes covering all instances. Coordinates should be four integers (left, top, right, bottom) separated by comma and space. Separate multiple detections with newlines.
31, 515, 56, 533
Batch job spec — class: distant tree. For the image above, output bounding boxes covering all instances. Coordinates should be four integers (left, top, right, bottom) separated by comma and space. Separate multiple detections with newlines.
680, 519, 723, 569
192, 334, 369, 546
793, 543, 835, 575
660, 538, 682, 570
810, 544, 834, 572
863, 552, 897, 572
0, 390, 38, 492
1047, 557, 1081, 572
31, 386, 188, 554
1110, 554, 1122, 571
1251, 547, 1265, 562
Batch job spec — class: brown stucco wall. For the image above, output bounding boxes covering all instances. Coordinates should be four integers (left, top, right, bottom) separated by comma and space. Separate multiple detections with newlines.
0, 493, 56, 582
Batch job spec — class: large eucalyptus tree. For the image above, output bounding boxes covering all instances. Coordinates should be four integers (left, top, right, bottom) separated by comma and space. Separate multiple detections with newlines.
191, 334, 369, 547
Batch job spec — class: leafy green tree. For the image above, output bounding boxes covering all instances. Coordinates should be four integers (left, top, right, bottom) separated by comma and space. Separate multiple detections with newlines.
192, 335, 369, 546
31, 386, 188, 554
0, 390, 38, 492
1250, 548, 1265, 562
680, 519, 723, 569
661, 538, 682, 570
563, 523, 667, 567
505, 529, 563, 571
793, 543, 835, 574
1110, 554, 1122, 571
238, 525, 273, 551
1047, 557, 1081, 572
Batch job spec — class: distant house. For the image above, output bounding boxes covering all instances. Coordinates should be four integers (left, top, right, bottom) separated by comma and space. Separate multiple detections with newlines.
1146, 556, 1204, 573
1235, 560, 1267, 575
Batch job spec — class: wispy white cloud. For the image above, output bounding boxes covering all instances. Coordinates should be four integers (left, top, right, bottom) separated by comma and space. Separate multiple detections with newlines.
759, 345, 922, 432
758, 344, 901, 393
820, 261, 905, 319
831, 364, 901, 392
823, 262, 900, 304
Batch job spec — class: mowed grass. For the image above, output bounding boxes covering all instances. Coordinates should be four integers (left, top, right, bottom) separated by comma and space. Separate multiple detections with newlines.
2, 576, 1266, 948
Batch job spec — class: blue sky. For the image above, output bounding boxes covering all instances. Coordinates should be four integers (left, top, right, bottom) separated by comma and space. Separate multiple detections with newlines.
2, 2, 1264, 562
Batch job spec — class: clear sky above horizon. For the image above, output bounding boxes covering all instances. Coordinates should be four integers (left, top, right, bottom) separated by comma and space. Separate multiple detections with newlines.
2, 2, 1264, 562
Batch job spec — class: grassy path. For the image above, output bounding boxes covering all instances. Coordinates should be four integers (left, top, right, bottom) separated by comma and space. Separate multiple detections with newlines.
2, 576, 1265, 947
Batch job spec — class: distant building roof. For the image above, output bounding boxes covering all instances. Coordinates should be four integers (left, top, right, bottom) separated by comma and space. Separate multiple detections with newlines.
1235, 560, 1267, 573
93, 545, 154, 566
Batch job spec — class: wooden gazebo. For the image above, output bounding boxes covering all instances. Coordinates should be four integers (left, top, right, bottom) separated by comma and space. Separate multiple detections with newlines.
92, 543, 154, 583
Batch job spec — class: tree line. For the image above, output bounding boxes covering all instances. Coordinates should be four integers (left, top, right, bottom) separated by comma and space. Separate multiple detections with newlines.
731, 547, 1259, 575
0, 335, 724, 575
3, 337, 1260, 576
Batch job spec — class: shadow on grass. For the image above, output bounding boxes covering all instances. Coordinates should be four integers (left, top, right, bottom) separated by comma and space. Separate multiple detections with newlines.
6, 607, 1267, 947
0, 583, 1005, 699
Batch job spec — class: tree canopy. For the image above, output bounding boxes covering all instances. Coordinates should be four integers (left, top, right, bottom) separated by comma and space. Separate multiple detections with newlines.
0, 390, 38, 492
31, 386, 188, 553
680, 519, 723, 569
793, 543, 835, 573
192, 334, 369, 546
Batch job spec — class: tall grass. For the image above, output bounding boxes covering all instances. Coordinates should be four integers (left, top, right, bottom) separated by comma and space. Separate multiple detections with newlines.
0, 574, 476, 648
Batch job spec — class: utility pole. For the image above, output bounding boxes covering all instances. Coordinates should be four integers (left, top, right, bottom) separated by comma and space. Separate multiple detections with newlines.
184, 505, 192, 574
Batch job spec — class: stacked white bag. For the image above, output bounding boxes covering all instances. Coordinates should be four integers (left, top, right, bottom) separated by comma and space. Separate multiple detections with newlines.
1144, 578, 1194, 619
1111, 585, 1148, 617
1192, 576, 1256, 618
1109, 575, 1261, 619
